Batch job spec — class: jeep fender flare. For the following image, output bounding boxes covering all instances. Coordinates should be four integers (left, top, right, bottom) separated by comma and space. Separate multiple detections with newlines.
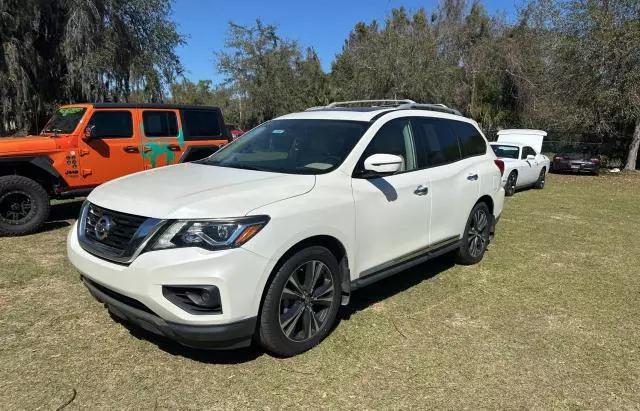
0, 156, 66, 190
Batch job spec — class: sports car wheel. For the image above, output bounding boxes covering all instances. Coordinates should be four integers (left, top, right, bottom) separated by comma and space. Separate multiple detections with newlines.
505, 171, 517, 196
534, 168, 546, 189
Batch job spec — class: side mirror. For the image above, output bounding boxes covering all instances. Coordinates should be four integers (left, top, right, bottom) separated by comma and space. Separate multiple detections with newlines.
526, 154, 535, 161
363, 153, 404, 175
83, 125, 96, 141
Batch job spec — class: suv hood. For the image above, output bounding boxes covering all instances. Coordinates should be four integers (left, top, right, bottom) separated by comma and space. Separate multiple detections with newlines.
88, 163, 316, 219
0, 135, 57, 155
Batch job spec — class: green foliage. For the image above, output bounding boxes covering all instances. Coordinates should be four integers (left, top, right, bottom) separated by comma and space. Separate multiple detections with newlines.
0, 0, 184, 135
215, 20, 331, 127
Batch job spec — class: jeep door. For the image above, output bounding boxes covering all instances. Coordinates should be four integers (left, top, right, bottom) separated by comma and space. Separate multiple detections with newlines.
77, 109, 144, 187
351, 118, 431, 276
140, 109, 182, 169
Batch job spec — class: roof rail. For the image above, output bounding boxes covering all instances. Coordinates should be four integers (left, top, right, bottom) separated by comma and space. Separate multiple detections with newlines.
327, 99, 416, 108
396, 103, 462, 116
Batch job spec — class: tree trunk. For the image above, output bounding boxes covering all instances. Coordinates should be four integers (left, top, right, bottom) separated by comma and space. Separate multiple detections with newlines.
624, 119, 640, 170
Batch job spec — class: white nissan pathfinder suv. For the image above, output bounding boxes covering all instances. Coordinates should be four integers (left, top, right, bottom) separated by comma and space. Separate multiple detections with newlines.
67, 100, 506, 357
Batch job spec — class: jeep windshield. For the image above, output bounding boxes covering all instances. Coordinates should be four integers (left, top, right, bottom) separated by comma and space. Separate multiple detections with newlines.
42, 107, 86, 134
200, 119, 369, 175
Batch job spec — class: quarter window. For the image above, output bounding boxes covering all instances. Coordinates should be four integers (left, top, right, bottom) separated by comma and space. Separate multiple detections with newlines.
87, 111, 133, 138
358, 119, 417, 173
411, 117, 461, 167
451, 121, 487, 158
182, 110, 222, 140
521, 146, 537, 159
143, 111, 178, 137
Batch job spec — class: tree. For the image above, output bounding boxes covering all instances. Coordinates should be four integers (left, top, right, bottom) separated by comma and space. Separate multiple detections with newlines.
216, 20, 330, 126
0, 0, 184, 135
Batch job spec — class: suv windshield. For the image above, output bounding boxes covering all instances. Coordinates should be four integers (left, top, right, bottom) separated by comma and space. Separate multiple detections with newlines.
42, 107, 86, 134
201, 119, 369, 174
491, 144, 520, 159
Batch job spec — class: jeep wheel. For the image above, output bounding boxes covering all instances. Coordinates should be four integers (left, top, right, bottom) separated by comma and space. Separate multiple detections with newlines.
456, 202, 491, 265
505, 171, 517, 196
0, 175, 50, 236
258, 246, 341, 357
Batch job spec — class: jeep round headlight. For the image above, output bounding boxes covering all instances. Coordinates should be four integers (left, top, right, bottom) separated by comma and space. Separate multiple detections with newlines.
151, 216, 269, 251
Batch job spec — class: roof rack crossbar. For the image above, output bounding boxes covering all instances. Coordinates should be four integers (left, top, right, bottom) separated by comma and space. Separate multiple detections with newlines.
396, 103, 462, 116
326, 99, 416, 108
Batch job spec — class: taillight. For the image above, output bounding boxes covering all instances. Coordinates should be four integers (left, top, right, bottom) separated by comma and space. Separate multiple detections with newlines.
590, 158, 600, 164
494, 159, 505, 176
554, 155, 564, 161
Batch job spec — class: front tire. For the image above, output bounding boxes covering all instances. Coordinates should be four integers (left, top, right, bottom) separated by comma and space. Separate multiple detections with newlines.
258, 246, 341, 357
504, 171, 517, 197
456, 202, 491, 265
534, 168, 546, 189
0, 175, 50, 236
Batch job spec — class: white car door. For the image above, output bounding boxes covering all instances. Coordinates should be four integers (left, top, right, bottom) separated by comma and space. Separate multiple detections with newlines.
411, 117, 480, 243
352, 118, 431, 277
520, 146, 541, 184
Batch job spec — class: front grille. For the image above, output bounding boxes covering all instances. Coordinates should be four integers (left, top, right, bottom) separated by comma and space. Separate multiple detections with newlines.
84, 203, 147, 251
78, 202, 163, 264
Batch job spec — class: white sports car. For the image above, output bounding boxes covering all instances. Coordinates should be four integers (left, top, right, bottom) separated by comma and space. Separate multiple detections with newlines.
489, 129, 551, 196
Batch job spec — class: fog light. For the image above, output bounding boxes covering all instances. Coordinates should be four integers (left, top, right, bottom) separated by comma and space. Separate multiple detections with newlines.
162, 285, 222, 314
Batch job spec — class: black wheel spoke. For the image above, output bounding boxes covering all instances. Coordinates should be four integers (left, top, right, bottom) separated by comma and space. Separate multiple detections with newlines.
0, 191, 34, 224
281, 303, 305, 337
279, 259, 335, 342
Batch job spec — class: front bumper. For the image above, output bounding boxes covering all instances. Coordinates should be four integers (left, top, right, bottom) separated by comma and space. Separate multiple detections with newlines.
83, 276, 256, 349
68, 222, 274, 349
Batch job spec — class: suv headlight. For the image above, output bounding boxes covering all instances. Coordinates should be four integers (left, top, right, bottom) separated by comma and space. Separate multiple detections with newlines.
150, 215, 269, 251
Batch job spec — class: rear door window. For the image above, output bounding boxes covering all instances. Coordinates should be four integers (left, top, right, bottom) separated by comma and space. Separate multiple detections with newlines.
411, 117, 461, 167
182, 110, 222, 140
88, 111, 133, 138
142, 111, 178, 137
451, 121, 487, 158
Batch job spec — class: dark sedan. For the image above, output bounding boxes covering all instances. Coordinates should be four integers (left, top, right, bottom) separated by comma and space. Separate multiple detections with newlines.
552, 145, 601, 175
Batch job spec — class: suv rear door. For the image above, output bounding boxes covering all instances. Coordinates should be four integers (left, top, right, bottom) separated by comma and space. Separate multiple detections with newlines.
411, 117, 482, 244
351, 117, 431, 276
77, 108, 144, 187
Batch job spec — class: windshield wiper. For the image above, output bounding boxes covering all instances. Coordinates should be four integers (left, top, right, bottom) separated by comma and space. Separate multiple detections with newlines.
225, 164, 270, 172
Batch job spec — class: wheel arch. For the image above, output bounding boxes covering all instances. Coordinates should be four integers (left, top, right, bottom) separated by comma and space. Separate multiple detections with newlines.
256, 234, 351, 323
0, 157, 64, 194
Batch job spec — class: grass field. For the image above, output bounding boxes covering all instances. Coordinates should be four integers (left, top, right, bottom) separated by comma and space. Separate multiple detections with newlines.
1, 172, 639, 409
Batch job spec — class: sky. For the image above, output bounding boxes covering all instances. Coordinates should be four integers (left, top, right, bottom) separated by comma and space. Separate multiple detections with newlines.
171, 0, 519, 84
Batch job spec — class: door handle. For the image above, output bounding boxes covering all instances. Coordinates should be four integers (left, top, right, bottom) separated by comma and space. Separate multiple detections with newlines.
414, 185, 429, 196
123, 146, 139, 153
142, 146, 153, 153
467, 174, 479, 181
167, 144, 181, 152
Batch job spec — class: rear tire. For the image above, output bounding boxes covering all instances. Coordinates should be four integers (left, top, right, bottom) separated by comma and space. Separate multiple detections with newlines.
456, 202, 491, 265
534, 168, 546, 189
504, 171, 517, 197
0, 175, 50, 236
258, 246, 341, 357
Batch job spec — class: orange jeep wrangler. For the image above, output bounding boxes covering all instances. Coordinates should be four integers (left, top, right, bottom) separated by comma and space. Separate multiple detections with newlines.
0, 103, 231, 236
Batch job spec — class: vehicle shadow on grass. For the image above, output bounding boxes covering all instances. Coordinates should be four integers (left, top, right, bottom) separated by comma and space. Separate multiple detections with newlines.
39, 199, 84, 233
341, 253, 456, 319
112, 253, 456, 364
111, 314, 264, 364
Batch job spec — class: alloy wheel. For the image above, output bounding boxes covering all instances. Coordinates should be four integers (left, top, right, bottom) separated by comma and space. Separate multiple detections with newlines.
507, 173, 517, 194
0, 191, 34, 224
279, 260, 335, 342
467, 208, 489, 258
